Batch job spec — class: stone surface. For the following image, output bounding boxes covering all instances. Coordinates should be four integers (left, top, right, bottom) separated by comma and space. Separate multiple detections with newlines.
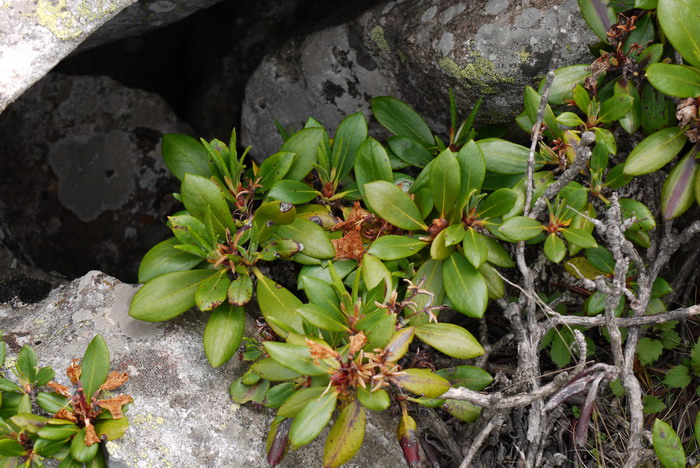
77, 0, 225, 50
0, 74, 191, 281
242, 0, 598, 159
0, 0, 135, 113
0, 271, 406, 467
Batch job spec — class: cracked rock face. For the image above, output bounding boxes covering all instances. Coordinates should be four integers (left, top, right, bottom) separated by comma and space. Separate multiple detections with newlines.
0, 74, 190, 281
242, 0, 598, 159
0, 271, 405, 467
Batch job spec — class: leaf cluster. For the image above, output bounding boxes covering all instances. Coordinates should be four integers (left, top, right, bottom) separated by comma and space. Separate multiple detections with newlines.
0, 336, 131, 467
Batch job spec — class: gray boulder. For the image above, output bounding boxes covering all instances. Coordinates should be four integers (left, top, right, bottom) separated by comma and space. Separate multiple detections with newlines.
242, 0, 598, 159
0, 74, 191, 281
0, 0, 230, 113
0, 271, 405, 467
0, 0, 135, 113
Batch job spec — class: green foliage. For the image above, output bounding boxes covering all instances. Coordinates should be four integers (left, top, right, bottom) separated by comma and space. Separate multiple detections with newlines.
0, 336, 131, 467
129, 1, 700, 463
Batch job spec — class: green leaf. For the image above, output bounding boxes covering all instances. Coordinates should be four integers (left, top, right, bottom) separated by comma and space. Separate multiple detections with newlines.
543, 65, 592, 104
297, 303, 349, 332
662, 365, 691, 389
365, 181, 427, 231
614, 80, 641, 135
181, 174, 233, 237
442, 399, 481, 423
561, 228, 597, 249
254, 271, 303, 337
332, 112, 368, 181
35, 366, 55, 386
278, 387, 327, 418
277, 217, 335, 259
17, 345, 37, 383
407, 259, 444, 325
354, 137, 393, 198
478, 188, 517, 218
38, 421, 80, 441
252, 200, 297, 244
281, 128, 326, 181
70, 428, 99, 463
594, 127, 617, 155
415, 323, 484, 359
263, 382, 296, 408
195, 270, 230, 311
578, 0, 616, 41
498, 216, 543, 241
456, 141, 486, 194
647, 63, 700, 98
483, 236, 514, 267
443, 252, 488, 318
80, 335, 109, 402
477, 139, 540, 174
585, 247, 615, 274
251, 358, 302, 381
478, 262, 505, 299
430, 149, 461, 217
371, 97, 433, 145
367, 235, 426, 260
161, 133, 211, 181
204, 304, 244, 367
229, 377, 269, 404
263, 342, 329, 376
289, 389, 338, 449
624, 127, 689, 176
429, 228, 455, 261
37, 392, 69, 413
268, 180, 320, 204
544, 234, 566, 263
619, 198, 656, 231
0, 439, 27, 457
605, 163, 633, 189
394, 369, 451, 398
324, 399, 366, 468
357, 387, 391, 411
94, 417, 129, 441
387, 136, 433, 168
641, 82, 677, 135
661, 148, 699, 220
383, 327, 415, 362
598, 95, 634, 123
257, 152, 295, 191
130, 269, 213, 321
443, 224, 466, 247
436, 366, 493, 391
137, 238, 203, 284
652, 418, 686, 468
657, 0, 700, 68
637, 337, 664, 365
227, 271, 253, 306
556, 112, 585, 127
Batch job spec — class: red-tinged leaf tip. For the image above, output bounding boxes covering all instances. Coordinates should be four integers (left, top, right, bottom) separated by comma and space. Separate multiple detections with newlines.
267, 418, 292, 467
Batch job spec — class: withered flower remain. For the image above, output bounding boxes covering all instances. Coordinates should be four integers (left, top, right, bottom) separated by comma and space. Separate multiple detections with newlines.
66, 358, 81, 384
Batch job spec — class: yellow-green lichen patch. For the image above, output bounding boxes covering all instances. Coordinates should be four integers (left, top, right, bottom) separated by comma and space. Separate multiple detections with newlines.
106, 441, 121, 452
519, 50, 531, 63
370, 26, 391, 54
438, 51, 515, 94
36, 0, 121, 41
131, 412, 165, 430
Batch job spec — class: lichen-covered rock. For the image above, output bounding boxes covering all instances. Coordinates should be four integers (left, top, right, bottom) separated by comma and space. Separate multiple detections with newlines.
0, 0, 232, 114
0, 0, 136, 113
0, 74, 191, 281
0, 271, 405, 467
242, 0, 598, 159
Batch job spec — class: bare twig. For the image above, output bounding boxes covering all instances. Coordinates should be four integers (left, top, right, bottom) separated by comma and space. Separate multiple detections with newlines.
459, 414, 505, 468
